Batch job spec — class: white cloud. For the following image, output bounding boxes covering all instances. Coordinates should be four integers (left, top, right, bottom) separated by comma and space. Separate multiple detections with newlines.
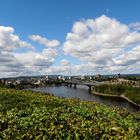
1, 15, 140, 77
0, 26, 34, 51
14, 48, 57, 67
29, 35, 60, 47
0, 48, 58, 78
44, 59, 71, 75
61, 59, 70, 66
45, 61, 102, 75
0, 25, 59, 77
114, 45, 140, 66
129, 22, 140, 31
0, 25, 36, 77
63, 15, 140, 74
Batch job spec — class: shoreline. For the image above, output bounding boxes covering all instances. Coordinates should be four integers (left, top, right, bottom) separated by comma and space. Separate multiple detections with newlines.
92, 91, 140, 109
22, 85, 140, 111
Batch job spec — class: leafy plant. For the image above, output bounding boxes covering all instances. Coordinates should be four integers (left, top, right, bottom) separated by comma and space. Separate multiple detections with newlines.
0, 87, 140, 139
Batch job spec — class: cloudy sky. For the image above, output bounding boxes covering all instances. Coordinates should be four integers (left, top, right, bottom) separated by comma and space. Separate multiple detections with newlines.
0, 0, 140, 77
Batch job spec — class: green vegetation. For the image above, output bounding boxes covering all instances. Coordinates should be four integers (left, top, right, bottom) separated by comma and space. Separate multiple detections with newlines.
45, 80, 63, 86
0, 88, 140, 139
93, 84, 140, 104
124, 76, 140, 81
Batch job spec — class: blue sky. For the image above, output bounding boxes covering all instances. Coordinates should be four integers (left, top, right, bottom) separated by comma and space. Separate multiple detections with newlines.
0, 0, 140, 77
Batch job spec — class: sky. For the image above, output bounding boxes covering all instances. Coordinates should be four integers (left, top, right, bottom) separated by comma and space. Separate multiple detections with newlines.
0, 0, 140, 77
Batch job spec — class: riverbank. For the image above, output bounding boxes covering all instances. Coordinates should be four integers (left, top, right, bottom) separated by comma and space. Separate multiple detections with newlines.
93, 84, 140, 105
92, 91, 140, 109
0, 87, 140, 139
120, 94, 140, 108
25, 85, 139, 111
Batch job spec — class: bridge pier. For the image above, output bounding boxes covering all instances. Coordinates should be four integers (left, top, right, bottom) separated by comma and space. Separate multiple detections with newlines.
65, 83, 68, 86
69, 83, 72, 87
74, 83, 77, 88
88, 85, 92, 92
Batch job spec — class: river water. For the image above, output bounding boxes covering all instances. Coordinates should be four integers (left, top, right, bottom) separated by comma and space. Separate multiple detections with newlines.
28, 85, 139, 112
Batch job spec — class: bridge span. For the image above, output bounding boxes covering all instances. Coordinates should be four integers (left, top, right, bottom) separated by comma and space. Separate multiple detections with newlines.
64, 79, 100, 92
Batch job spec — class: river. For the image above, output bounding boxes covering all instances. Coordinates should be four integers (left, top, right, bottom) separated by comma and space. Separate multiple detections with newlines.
27, 85, 139, 112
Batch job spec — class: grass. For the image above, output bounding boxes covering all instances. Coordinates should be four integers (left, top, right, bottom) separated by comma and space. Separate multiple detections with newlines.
0, 87, 140, 139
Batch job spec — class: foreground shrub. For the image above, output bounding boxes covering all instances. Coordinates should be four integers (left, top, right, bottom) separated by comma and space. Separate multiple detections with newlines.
0, 88, 140, 139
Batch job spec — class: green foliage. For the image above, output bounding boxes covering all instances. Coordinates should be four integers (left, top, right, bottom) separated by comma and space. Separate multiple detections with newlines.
94, 84, 125, 95
94, 84, 140, 104
0, 87, 140, 139
45, 80, 63, 86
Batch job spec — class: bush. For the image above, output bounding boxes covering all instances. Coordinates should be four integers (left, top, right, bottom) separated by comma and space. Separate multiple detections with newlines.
0, 88, 140, 139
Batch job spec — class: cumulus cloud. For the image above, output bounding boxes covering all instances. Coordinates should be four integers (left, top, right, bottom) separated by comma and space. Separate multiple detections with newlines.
0, 25, 36, 77
44, 59, 71, 75
63, 15, 140, 74
61, 59, 71, 66
0, 48, 58, 78
129, 22, 140, 31
29, 35, 60, 47
1, 15, 140, 77
0, 26, 34, 51
0, 25, 59, 77
45, 61, 106, 75
114, 45, 140, 66
14, 48, 57, 67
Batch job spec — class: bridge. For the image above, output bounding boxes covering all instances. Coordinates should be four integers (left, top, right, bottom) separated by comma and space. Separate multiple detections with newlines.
64, 79, 101, 92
